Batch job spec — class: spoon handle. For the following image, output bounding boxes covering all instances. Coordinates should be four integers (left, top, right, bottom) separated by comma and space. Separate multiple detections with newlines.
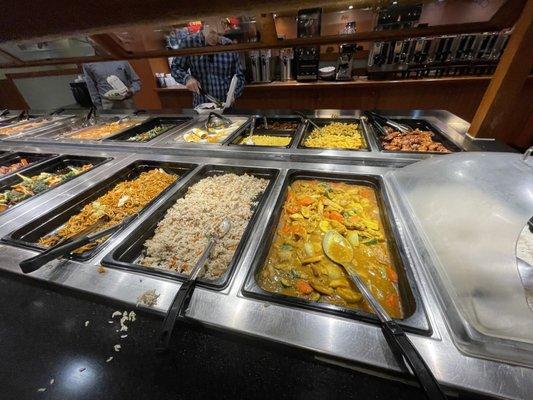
381, 320, 447, 400
344, 265, 446, 400
344, 267, 391, 322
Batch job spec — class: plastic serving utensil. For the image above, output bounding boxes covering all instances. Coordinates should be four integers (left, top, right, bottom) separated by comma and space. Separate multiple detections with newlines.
156, 218, 231, 352
19, 214, 137, 274
322, 231, 446, 400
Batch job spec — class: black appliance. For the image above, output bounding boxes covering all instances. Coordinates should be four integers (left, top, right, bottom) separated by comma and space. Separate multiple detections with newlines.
70, 81, 93, 108
295, 8, 321, 82
336, 43, 358, 81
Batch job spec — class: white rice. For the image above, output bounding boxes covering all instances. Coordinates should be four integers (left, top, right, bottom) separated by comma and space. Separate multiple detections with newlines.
140, 173, 268, 279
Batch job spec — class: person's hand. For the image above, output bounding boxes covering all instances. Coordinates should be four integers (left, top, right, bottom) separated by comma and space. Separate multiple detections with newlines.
185, 78, 201, 94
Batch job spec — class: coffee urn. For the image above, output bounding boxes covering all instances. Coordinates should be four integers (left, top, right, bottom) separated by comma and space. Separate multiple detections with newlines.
249, 51, 261, 83
280, 48, 294, 81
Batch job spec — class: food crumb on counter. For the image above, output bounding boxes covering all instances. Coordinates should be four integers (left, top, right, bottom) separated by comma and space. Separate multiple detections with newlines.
106, 357, 113, 363
120, 334, 128, 339
128, 311, 136, 322
79, 367, 86, 372
111, 311, 122, 318
50, 378, 54, 385
136, 289, 160, 307
37, 388, 46, 392
114, 344, 121, 352
97, 265, 106, 274
84, 320, 90, 327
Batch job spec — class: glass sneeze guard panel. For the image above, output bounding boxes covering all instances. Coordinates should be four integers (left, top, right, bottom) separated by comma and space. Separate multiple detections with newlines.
388, 152, 533, 366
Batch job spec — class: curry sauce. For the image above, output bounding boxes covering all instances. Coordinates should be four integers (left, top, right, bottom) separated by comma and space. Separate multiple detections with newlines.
257, 179, 403, 318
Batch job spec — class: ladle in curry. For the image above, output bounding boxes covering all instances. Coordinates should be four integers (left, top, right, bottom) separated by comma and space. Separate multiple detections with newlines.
322, 231, 446, 400
156, 218, 231, 352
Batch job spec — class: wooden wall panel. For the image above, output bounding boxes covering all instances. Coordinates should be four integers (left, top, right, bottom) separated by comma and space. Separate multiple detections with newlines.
0, 78, 28, 109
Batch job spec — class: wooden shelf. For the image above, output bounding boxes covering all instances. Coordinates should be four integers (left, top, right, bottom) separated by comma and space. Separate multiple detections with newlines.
155, 76, 496, 92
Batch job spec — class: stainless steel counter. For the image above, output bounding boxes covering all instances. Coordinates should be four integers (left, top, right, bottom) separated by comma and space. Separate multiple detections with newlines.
0, 110, 527, 400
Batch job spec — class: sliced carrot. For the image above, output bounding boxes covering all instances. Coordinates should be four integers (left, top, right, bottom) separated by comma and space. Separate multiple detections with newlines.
386, 266, 398, 284
285, 203, 300, 214
298, 196, 314, 206
295, 279, 313, 295
328, 210, 344, 224
385, 293, 398, 310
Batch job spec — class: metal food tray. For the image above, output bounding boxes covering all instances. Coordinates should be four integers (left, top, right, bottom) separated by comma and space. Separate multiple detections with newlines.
297, 118, 371, 152
103, 117, 193, 143
226, 117, 303, 149
0, 115, 74, 140
169, 116, 250, 145
0, 152, 57, 180
242, 169, 430, 334
29, 116, 147, 142
371, 118, 463, 154
3, 160, 197, 261
0, 154, 110, 217
101, 164, 279, 290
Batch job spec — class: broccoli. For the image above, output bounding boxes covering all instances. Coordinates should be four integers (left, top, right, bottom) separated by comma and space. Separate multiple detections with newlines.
31, 180, 49, 193
5, 190, 26, 203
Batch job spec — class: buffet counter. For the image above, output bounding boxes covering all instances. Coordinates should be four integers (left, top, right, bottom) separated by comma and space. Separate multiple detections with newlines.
0, 109, 530, 400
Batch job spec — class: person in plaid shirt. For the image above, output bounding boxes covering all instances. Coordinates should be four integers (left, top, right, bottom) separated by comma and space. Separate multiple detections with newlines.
171, 25, 245, 107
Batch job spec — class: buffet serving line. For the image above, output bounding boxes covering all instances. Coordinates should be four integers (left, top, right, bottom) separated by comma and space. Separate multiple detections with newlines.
0, 109, 531, 399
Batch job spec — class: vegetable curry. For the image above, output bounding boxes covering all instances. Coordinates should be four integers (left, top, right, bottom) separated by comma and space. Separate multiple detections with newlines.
258, 179, 403, 318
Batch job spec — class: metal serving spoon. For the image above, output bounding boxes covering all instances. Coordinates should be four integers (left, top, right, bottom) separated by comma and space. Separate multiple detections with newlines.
156, 218, 231, 352
322, 230, 446, 400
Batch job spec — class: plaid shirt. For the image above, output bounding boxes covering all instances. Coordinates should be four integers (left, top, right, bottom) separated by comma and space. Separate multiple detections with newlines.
170, 33, 245, 107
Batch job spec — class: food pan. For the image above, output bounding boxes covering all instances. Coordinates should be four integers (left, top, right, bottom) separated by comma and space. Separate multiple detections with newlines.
242, 170, 430, 334
101, 164, 279, 290
0, 155, 110, 216
226, 117, 303, 149
0, 152, 57, 179
104, 117, 193, 142
371, 118, 462, 154
3, 160, 197, 261
297, 118, 370, 152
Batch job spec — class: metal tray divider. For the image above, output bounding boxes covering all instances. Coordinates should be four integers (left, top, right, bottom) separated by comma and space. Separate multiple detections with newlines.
1, 155, 136, 236
0, 154, 112, 221
0, 152, 57, 181
84, 163, 205, 264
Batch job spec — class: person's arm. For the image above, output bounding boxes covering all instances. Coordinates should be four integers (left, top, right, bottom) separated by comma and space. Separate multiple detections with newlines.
82, 64, 102, 108
124, 62, 141, 94
171, 56, 201, 94
170, 56, 192, 86
233, 53, 246, 99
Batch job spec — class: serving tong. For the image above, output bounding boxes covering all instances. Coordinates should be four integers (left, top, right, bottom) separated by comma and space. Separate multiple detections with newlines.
19, 213, 138, 274
364, 111, 412, 134
199, 87, 224, 109
295, 111, 320, 129
82, 107, 98, 127
156, 218, 231, 352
